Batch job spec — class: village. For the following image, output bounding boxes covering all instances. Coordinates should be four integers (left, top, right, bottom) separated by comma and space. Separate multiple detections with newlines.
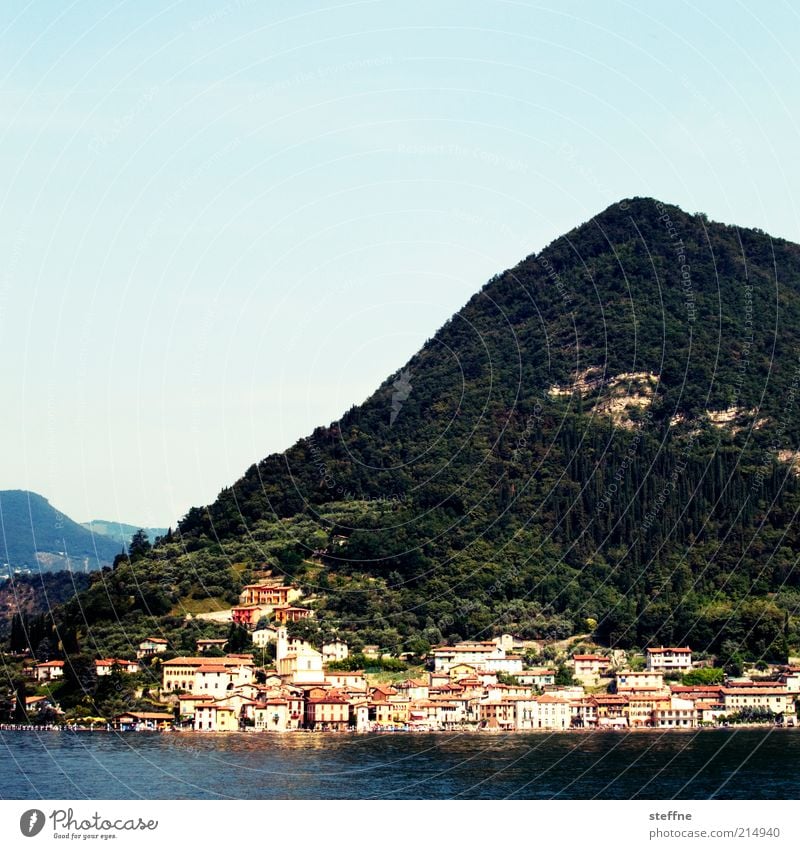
11, 580, 800, 733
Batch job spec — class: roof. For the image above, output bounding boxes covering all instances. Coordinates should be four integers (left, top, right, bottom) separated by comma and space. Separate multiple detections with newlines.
117, 711, 173, 720
163, 656, 253, 667
618, 670, 663, 676
646, 646, 691, 654
432, 646, 494, 653
721, 687, 789, 696
195, 665, 230, 674
142, 637, 168, 644
591, 694, 629, 704
36, 660, 64, 667
572, 654, 609, 662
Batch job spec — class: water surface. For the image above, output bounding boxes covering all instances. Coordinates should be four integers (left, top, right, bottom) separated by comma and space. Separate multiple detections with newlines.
1, 729, 797, 800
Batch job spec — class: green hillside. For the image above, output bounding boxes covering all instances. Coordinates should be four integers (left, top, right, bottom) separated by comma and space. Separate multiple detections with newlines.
36, 199, 800, 663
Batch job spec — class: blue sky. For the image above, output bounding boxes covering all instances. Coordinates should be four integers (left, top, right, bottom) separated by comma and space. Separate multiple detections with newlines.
1, 0, 799, 526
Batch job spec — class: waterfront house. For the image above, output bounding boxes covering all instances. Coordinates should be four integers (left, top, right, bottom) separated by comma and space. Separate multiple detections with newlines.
626, 690, 671, 727
254, 699, 291, 731
176, 693, 213, 722
305, 692, 350, 730
114, 711, 173, 731
350, 700, 370, 732
532, 694, 572, 729
720, 686, 792, 716
194, 703, 239, 732
511, 697, 539, 730
591, 694, 630, 727
25, 694, 61, 716
694, 700, 726, 725
654, 696, 697, 728
479, 699, 516, 729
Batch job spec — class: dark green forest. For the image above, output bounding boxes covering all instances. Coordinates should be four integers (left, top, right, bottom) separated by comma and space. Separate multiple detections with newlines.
14, 198, 800, 666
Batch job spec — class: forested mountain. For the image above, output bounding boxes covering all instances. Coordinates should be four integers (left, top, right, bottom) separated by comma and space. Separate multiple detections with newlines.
0, 491, 122, 574
39, 199, 800, 663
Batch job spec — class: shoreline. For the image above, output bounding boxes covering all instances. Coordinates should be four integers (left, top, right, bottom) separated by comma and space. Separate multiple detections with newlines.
1, 722, 795, 734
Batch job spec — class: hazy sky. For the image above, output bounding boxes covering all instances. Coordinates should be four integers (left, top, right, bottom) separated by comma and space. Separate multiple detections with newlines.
2, 0, 799, 527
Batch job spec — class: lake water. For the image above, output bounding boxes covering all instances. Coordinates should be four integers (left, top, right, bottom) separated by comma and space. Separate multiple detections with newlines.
1, 728, 798, 800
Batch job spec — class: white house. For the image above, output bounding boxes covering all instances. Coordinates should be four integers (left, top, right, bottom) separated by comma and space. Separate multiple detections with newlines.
646, 646, 693, 672
322, 640, 349, 663
252, 627, 278, 648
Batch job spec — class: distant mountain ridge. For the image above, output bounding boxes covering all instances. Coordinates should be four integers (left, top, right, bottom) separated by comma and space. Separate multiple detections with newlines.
0, 490, 122, 574
81, 520, 167, 548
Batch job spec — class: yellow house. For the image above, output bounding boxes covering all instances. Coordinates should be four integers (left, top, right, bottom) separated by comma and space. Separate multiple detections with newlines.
448, 663, 478, 681
194, 704, 239, 731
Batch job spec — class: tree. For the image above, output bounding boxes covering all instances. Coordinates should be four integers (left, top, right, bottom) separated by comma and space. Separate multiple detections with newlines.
682, 667, 724, 686
226, 623, 250, 653
554, 663, 576, 686
9, 613, 25, 653
13, 680, 28, 723
128, 529, 151, 559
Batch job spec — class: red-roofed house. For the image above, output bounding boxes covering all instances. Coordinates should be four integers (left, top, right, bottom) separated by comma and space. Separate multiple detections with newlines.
95, 659, 140, 676
571, 654, 611, 683
646, 646, 693, 672
136, 637, 168, 659
34, 660, 64, 682
305, 692, 350, 730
